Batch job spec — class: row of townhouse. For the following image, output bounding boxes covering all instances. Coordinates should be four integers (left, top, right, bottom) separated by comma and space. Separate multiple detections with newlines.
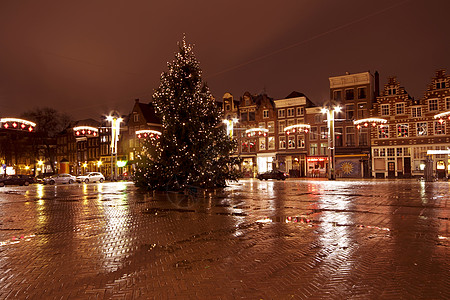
55, 99, 161, 178
225, 69, 450, 179
6, 69, 448, 180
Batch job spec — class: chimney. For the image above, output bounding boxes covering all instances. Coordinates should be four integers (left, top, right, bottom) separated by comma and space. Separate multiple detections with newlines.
135, 98, 140, 103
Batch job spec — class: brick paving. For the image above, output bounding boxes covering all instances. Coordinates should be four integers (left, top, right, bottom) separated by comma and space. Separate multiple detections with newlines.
0, 179, 448, 299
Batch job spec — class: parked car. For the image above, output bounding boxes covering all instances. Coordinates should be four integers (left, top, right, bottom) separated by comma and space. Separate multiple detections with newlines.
76, 172, 105, 183
257, 170, 289, 181
43, 173, 76, 185
0, 175, 34, 187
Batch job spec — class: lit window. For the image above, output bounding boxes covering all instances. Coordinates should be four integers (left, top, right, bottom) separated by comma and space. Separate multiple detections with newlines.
416, 122, 427, 136
378, 125, 389, 139
268, 137, 275, 150
297, 136, 305, 148
288, 136, 295, 149
259, 137, 266, 150
278, 121, 285, 133
397, 124, 409, 137
279, 137, 286, 149
434, 120, 445, 135
268, 121, 275, 133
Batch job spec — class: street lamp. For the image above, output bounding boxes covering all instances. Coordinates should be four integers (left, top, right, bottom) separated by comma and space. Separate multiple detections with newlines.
223, 118, 239, 139
322, 102, 341, 180
107, 114, 122, 181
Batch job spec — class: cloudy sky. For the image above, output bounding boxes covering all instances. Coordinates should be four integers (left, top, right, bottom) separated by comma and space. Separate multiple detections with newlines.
1, 0, 449, 120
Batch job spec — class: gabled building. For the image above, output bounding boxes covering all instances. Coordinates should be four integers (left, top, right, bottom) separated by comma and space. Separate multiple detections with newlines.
124, 99, 162, 175
328, 71, 379, 177
370, 70, 450, 178
275, 91, 315, 177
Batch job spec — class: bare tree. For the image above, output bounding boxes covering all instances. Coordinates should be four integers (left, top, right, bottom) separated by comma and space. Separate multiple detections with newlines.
22, 107, 72, 174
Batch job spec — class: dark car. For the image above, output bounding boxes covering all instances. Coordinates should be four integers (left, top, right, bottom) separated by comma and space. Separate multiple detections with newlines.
0, 175, 34, 187
257, 170, 289, 181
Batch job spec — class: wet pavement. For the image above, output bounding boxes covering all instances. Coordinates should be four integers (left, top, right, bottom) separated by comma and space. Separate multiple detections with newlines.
0, 179, 448, 299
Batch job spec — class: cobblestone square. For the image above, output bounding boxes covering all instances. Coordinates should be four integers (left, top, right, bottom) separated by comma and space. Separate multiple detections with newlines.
0, 179, 448, 299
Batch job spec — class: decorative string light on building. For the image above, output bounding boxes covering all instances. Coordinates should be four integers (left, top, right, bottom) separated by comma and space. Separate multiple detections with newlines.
433, 111, 450, 123
245, 128, 269, 137
73, 126, 99, 136
0, 118, 36, 132
136, 129, 162, 139
284, 124, 310, 135
353, 118, 387, 129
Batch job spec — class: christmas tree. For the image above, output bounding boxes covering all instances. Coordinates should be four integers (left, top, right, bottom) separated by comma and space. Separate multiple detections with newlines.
134, 38, 240, 190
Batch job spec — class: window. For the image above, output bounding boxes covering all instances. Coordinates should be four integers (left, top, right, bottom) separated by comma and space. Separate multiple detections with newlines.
278, 121, 285, 133
287, 108, 295, 117
320, 143, 328, 155
241, 112, 247, 122
268, 121, 275, 133
387, 148, 395, 157
397, 148, 403, 156
310, 143, 318, 155
287, 119, 295, 127
296, 107, 304, 116
396, 103, 405, 115
258, 122, 265, 129
259, 137, 266, 150
314, 114, 323, 123
397, 124, 408, 137
334, 90, 342, 101
357, 103, 366, 119
320, 126, 328, 139
436, 80, 447, 89
241, 141, 249, 152
428, 99, 438, 111
434, 120, 445, 135
245, 97, 250, 106
381, 104, 390, 116
310, 127, 318, 140
378, 125, 389, 139
248, 111, 255, 121
268, 137, 275, 150
345, 89, 354, 100
263, 110, 269, 118
345, 127, 355, 146
374, 149, 379, 157
358, 87, 367, 99
297, 136, 305, 148
346, 105, 354, 120
133, 113, 139, 122
335, 128, 343, 147
279, 137, 286, 149
288, 136, 295, 149
249, 140, 256, 152
446, 97, 450, 110
412, 107, 422, 118
380, 148, 386, 157
416, 122, 427, 136
388, 87, 397, 95
359, 127, 368, 146
225, 104, 231, 111
278, 109, 285, 118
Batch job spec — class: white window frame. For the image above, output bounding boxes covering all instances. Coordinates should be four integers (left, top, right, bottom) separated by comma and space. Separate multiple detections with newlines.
381, 104, 390, 116
396, 103, 405, 115
279, 137, 286, 149
428, 99, 438, 111
416, 122, 427, 136
278, 109, 285, 118
411, 107, 422, 118
263, 110, 269, 118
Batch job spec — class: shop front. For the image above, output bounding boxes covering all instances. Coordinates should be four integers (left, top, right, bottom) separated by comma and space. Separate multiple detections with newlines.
241, 156, 257, 178
256, 153, 276, 174
307, 156, 327, 177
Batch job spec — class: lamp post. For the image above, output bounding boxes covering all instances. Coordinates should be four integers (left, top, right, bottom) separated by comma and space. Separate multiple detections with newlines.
322, 101, 341, 180
223, 118, 239, 139
107, 114, 122, 181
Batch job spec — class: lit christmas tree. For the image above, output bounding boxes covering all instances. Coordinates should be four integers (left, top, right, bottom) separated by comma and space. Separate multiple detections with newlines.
134, 38, 240, 190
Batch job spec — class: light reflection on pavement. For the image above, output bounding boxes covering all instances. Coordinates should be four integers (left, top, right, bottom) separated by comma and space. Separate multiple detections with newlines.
0, 179, 448, 299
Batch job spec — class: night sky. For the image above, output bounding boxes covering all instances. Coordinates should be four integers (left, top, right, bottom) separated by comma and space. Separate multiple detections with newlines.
1, 0, 449, 120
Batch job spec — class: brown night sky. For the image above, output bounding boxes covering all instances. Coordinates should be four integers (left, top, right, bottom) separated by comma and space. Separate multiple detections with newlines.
1, 0, 449, 120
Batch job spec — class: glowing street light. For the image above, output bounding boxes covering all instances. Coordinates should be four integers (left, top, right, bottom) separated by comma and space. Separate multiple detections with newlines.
107, 114, 123, 181
322, 101, 341, 180
223, 118, 239, 139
